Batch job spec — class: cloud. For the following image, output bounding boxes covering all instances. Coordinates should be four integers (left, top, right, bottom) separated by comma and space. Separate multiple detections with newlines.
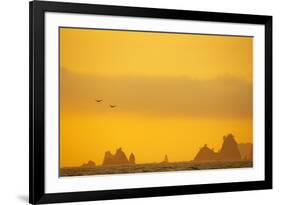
60, 68, 252, 118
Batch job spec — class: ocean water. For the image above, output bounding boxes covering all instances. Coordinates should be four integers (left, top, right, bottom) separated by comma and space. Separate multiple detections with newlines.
60, 160, 252, 177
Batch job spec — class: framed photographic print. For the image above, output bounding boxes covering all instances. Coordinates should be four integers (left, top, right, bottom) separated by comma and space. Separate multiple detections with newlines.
29, 0, 272, 204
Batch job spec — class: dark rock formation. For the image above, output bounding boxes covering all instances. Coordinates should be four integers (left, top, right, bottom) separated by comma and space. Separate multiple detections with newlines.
115, 147, 129, 164
194, 144, 218, 162
102, 147, 130, 165
103, 151, 115, 165
238, 143, 253, 160
129, 153, 136, 164
194, 134, 242, 162
162, 154, 169, 163
81, 160, 96, 168
219, 134, 241, 161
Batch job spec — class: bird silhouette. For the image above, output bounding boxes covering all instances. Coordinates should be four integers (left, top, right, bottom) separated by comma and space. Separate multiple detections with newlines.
95, 99, 103, 102
109, 105, 116, 108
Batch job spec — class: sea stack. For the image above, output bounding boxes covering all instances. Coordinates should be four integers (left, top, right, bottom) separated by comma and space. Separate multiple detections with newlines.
129, 153, 136, 164
102, 151, 115, 165
193, 134, 243, 162
238, 143, 253, 161
81, 160, 96, 168
219, 134, 241, 161
162, 154, 169, 163
102, 147, 131, 165
194, 144, 218, 162
115, 147, 129, 164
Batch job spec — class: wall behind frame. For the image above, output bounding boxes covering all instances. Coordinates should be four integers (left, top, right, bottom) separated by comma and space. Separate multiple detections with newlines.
0, 0, 279, 204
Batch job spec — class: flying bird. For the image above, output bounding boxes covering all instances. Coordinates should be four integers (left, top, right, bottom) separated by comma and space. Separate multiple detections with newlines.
109, 105, 116, 108
95, 99, 103, 102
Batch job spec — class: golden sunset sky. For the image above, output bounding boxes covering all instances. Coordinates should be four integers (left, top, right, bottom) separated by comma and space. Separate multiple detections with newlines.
60, 27, 253, 167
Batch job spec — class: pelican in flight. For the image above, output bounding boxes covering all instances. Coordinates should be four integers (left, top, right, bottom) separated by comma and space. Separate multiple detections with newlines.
109, 104, 116, 108
95, 99, 103, 102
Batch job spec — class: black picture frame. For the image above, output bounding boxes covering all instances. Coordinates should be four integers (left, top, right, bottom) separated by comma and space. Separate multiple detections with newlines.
29, 1, 272, 204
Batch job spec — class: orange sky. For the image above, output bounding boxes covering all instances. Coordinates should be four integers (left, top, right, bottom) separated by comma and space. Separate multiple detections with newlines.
60, 27, 253, 167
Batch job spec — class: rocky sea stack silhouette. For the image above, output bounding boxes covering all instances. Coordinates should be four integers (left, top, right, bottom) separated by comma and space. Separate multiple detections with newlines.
129, 153, 136, 164
162, 154, 169, 163
81, 160, 96, 168
238, 143, 253, 160
194, 134, 248, 162
219, 134, 241, 161
102, 147, 135, 165
194, 144, 218, 161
